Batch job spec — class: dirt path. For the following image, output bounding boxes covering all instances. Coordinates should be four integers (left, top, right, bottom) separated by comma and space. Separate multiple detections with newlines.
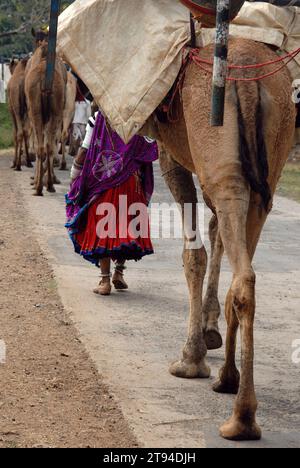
0, 152, 137, 448
1, 150, 299, 448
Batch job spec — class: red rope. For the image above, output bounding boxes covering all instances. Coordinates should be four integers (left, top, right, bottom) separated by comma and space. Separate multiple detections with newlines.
164, 46, 300, 122
189, 47, 300, 82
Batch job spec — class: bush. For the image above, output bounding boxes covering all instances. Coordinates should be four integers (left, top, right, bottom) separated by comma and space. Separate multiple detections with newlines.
0, 102, 13, 149
278, 162, 300, 203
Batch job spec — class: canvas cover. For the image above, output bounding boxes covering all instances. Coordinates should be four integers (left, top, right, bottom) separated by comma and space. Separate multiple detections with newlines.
57, 0, 191, 143
201, 3, 300, 80
57, 1, 300, 143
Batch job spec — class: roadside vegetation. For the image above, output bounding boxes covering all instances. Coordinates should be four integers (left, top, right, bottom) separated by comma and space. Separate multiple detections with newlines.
0, 1, 74, 59
278, 161, 300, 203
0, 103, 13, 149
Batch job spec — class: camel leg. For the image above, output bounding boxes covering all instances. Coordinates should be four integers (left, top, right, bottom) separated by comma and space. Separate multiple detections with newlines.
213, 122, 293, 422
33, 123, 45, 196
53, 155, 60, 168
212, 287, 240, 395
23, 129, 33, 168
10, 112, 18, 169
169, 244, 210, 379
11, 128, 18, 169
202, 215, 224, 350
60, 137, 67, 171
46, 141, 56, 193
15, 128, 23, 172
214, 194, 264, 441
52, 137, 61, 184
28, 126, 36, 162
159, 149, 210, 378
34, 147, 44, 196
213, 198, 267, 397
53, 172, 61, 185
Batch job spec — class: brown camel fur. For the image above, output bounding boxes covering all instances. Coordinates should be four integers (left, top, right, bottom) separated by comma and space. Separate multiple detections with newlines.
7, 58, 32, 171
154, 38, 295, 441
25, 45, 67, 196
159, 147, 223, 351
60, 70, 77, 171
8, 60, 18, 76
294, 127, 300, 150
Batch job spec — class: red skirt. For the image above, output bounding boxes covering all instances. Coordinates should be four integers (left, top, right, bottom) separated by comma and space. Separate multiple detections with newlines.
74, 173, 154, 265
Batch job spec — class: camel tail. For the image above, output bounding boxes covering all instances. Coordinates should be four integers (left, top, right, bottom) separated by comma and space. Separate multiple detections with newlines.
19, 84, 27, 121
41, 90, 51, 125
235, 81, 271, 211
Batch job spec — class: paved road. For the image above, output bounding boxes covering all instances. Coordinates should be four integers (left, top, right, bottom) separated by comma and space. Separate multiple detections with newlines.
13, 156, 300, 448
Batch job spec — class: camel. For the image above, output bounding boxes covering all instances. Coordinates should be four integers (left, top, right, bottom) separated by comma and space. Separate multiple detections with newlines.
60, 70, 77, 171
148, 37, 295, 441
7, 58, 33, 171
25, 44, 67, 196
31, 28, 49, 49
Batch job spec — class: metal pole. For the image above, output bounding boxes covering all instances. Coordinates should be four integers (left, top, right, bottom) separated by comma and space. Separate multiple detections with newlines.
190, 13, 197, 48
45, 0, 61, 93
211, 0, 230, 127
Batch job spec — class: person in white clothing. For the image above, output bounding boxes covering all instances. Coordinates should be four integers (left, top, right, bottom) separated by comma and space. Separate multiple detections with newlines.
69, 86, 92, 156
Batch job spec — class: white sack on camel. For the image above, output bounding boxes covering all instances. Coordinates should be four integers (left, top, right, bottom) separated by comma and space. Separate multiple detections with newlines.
57, 1, 300, 143
200, 3, 300, 81
57, 0, 191, 143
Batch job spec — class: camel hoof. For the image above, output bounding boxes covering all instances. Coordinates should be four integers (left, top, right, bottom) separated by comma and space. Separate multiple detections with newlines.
47, 186, 56, 193
53, 177, 61, 185
204, 328, 223, 351
169, 359, 211, 379
213, 378, 239, 395
33, 192, 43, 197
213, 367, 240, 395
220, 416, 262, 441
26, 162, 33, 168
14, 167, 22, 172
59, 164, 67, 171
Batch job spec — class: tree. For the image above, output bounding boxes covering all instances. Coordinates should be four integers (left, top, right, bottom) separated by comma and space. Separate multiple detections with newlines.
0, 1, 74, 58
0, 28, 26, 40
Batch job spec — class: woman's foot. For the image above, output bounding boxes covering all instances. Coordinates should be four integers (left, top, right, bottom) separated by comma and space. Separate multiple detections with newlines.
112, 265, 128, 290
93, 275, 112, 296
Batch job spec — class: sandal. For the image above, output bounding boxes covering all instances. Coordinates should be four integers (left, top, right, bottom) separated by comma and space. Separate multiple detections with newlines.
93, 274, 112, 296
112, 265, 128, 290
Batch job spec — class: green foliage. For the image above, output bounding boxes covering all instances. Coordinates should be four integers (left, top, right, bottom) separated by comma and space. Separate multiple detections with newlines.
277, 163, 300, 203
0, 0, 74, 59
0, 102, 13, 149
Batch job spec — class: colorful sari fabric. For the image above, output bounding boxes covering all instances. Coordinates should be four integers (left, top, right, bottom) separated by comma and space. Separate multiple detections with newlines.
66, 112, 158, 265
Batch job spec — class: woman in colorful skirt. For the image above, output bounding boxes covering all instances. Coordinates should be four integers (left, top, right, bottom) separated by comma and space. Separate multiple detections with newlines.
66, 111, 158, 296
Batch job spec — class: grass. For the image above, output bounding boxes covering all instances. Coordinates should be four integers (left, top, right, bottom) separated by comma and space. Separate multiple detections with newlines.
0, 102, 13, 149
277, 162, 300, 203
